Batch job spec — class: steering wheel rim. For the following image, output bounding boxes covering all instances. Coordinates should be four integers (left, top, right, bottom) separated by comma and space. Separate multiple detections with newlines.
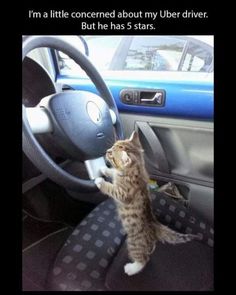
22, 35, 124, 192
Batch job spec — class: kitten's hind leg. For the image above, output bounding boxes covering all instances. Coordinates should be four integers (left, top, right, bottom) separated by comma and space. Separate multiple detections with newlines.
124, 238, 151, 275
124, 250, 149, 276
124, 261, 146, 276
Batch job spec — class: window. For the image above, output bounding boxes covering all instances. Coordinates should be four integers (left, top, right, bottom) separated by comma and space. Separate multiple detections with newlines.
123, 36, 186, 71
58, 36, 122, 75
57, 36, 213, 75
181, 41, 213, 72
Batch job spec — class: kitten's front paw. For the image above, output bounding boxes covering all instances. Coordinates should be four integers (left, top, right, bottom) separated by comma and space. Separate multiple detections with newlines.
124, 262, 145, 276
94, 177, 104, 189
100, 166, 108, 176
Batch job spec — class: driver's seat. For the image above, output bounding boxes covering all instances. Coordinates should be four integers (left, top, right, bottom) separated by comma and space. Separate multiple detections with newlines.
46, 192, 213, 291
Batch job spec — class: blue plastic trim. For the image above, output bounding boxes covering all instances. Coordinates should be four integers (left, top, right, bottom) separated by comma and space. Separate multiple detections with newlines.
57, 75, 213, 120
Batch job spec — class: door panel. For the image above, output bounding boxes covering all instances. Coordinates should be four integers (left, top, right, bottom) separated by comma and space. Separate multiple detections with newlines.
57, 73, 213, 120
120, 113, 213, 223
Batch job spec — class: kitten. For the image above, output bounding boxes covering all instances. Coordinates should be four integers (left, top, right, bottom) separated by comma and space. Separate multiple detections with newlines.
95, 131, 199, 276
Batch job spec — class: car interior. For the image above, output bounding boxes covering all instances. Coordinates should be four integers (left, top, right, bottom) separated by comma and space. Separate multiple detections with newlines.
22, 35, 214, 291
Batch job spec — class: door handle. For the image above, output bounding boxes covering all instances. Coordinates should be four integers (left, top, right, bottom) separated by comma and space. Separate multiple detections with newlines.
120, 88, 165, 106
140, 92, 162, 103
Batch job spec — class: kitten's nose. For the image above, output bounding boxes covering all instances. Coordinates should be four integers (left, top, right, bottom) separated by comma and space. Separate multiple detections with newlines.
106, 149, 112, 156
107, 149, 112, 154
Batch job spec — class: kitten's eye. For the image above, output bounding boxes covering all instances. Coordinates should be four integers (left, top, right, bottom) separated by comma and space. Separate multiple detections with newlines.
118, 146, 123, 149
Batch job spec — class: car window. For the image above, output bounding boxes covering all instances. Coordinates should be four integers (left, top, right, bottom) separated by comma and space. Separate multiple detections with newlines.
57, 35, 213, 75
122, 36, 185, 71
58, 36, 123, 75
181, 41, 213, 72
86, 36, 123, 70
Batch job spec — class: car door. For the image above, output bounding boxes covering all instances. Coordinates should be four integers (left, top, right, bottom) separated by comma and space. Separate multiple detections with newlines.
55, 35, 214, 225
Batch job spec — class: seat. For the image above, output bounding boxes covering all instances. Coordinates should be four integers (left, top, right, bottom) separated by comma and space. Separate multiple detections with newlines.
46, 192, 214, 291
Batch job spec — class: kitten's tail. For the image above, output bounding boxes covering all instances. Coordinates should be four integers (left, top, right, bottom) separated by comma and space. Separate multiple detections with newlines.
155, 223, 200, 244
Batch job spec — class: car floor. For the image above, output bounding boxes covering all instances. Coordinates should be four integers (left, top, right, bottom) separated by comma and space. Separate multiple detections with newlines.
22, 180, 97, 291
23, 179, 97, 226
22, 213, 74, 290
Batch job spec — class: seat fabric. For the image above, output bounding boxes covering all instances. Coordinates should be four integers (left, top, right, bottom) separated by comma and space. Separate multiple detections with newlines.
47, 192, 214, 291
105, 237, 213, 291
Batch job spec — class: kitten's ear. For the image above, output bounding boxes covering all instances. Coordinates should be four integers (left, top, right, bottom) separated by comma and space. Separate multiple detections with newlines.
129, 131, 143, 150
129, 130, 140, 143
121, 151, 132, 167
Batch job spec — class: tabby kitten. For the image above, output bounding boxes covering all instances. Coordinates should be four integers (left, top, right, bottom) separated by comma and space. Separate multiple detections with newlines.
95, 131, 198, 276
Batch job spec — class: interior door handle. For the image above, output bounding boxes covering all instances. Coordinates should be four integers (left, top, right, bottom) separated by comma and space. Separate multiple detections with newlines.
140, 92, 162, 102
120, 89, 165, 106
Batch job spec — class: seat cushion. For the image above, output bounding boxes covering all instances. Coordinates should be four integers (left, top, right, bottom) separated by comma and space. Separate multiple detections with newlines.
47, 199, 126, 291
105, 238, 213, 291
47, 193, 214, 291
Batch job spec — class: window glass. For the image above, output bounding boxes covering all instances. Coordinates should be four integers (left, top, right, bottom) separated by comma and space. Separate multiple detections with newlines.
59, 36, 122, 74
57, 36, 213, 74
181, 41, 213, 72
123, 36, 186, 71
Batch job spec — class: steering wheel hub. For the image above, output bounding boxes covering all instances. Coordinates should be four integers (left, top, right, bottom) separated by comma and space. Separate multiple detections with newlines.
87, 101, 102, 124
41, 91, 115, 161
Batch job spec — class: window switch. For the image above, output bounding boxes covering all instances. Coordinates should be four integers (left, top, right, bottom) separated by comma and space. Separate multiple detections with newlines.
121, 91, 133, 104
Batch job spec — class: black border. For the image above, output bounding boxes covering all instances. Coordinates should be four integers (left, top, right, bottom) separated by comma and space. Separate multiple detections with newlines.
5, 2, 229, 293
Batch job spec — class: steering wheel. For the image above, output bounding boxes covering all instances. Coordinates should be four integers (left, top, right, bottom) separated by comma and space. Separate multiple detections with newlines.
22, 35, 124, 193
